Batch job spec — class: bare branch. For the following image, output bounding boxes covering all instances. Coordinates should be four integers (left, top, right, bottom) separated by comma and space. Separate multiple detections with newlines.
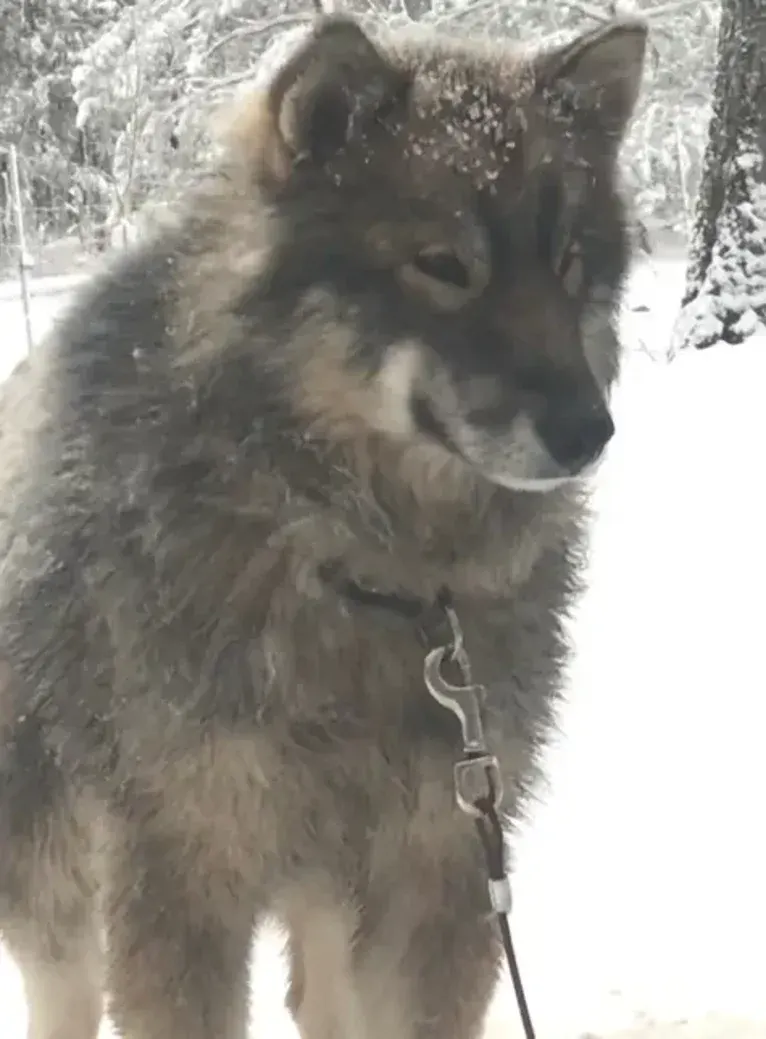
538, 0, 705, 26
401, 0, 433, 21
639, 0, 708, 18
563, 0, 611, 24
203, 14, 313, 63
186, 68, 272, 96
432, 0, 504, 28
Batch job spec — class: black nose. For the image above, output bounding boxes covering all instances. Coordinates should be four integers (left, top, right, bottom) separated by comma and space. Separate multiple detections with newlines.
539, 402, 615, 472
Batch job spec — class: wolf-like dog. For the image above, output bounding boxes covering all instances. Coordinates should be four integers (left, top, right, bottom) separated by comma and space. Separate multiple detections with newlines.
0, 14, 646, 1039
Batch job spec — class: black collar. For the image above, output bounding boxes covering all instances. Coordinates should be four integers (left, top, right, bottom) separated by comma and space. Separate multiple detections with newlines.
319, 562, 454, 648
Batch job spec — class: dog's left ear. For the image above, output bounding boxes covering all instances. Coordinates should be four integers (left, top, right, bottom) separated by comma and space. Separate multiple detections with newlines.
536, 19, 648, 139
267, 16, 407, 168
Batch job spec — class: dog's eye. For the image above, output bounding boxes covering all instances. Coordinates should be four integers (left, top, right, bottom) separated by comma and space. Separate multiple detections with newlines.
399, 242, 487, 311
412, 248, 470, 289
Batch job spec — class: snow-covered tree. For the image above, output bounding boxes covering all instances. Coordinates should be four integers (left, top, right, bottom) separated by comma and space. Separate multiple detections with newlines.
673, 0, 766, 350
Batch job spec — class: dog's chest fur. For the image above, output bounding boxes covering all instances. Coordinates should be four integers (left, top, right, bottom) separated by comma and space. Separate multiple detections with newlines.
93, 433, 578, 824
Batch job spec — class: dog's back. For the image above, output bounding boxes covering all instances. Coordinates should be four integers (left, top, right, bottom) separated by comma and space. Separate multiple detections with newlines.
0, 15, 646, 1039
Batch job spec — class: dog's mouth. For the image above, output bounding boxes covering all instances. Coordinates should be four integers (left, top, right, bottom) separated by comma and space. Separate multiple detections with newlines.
410, 390, 611, 493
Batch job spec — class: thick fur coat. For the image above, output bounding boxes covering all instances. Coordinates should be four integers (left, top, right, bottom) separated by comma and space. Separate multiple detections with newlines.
0, 15, 646, 1039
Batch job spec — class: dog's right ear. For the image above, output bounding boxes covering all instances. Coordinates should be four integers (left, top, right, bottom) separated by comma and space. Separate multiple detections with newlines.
241, 16, 406, 180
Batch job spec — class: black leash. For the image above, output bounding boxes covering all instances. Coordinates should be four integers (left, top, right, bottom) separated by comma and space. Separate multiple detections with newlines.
473, 787, 537, 1039
327, 570, 537, 1039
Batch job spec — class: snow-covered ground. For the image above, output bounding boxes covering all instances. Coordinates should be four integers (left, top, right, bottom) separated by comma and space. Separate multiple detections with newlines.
1, 251, 765, 1038
0, 273, 81, 383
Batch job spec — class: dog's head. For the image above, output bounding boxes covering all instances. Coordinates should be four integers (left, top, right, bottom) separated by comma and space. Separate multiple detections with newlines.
225, 15, 647, 492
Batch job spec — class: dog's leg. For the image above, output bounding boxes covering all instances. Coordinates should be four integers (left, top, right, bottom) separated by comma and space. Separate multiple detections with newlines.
283, 882, 361, 1039
104, 809, 258, 1039
283, 853, 499, 1039
352, 848, 501, 1039
7, 918, 102, 1039
0, 780, 103, 1039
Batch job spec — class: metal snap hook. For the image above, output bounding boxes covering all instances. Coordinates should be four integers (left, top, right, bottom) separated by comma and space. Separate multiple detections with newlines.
423, 645, 488, 755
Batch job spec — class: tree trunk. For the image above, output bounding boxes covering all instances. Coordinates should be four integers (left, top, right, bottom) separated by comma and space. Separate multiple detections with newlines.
672, 0, 766, 351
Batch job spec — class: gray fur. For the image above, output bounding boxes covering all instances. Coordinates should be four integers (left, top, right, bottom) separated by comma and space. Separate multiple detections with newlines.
0, 15, 646, 1039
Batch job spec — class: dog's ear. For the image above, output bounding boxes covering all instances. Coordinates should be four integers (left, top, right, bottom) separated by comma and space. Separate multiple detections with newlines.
536, 19, 648, 139
267, 16, 407, 169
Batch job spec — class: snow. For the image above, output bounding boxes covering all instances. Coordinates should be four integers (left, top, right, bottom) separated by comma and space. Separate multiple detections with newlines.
1, 251, 766, 1038
0, 274, 83, 383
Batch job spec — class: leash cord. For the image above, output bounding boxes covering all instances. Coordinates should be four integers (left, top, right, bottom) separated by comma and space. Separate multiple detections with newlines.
474, 802, 537, 1039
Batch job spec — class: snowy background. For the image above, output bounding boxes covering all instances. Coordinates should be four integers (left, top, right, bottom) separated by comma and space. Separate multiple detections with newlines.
1, 244, 765, 1037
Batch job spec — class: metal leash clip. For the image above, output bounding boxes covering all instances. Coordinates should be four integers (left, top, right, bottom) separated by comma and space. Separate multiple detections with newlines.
423, 603, 534, 1038
423, 605, 504, 819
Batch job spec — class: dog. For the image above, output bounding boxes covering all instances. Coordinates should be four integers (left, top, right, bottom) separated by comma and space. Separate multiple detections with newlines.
0, 14, 646, 1039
